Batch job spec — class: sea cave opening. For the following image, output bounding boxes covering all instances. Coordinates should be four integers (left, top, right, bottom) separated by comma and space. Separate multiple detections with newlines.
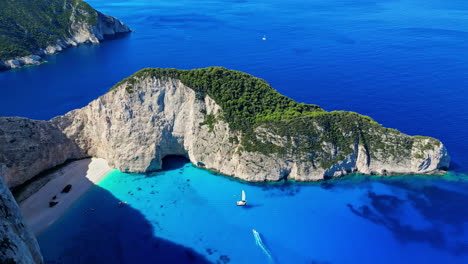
161, 155, 190, 171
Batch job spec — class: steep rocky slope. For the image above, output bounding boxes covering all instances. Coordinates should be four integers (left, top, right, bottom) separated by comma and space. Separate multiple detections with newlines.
0, 0, 130, 70
0, 177, 43, 264
51, 67, 450, 182
0, 117, 86, 189
0, 67, 450, 187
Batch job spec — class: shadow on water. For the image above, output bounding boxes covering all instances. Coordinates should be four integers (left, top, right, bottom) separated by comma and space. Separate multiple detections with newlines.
449, 161, 465, 173
38, 173, 212, 264
263, 185, 301, 197
241, 203, 264, 210
346, 177, 468, 256
102, 31, 132, 41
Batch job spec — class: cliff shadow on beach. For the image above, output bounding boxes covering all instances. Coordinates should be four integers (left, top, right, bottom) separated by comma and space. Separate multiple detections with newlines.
37, 175, 213, 264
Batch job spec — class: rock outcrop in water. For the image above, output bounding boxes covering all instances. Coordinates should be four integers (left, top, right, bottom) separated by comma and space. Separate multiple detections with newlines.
0, 67, 450, 188
0, 0, 131, 70
0, 177, 43, 263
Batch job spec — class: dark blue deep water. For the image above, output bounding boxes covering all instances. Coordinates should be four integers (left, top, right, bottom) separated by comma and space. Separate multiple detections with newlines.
2, 0, 468, 263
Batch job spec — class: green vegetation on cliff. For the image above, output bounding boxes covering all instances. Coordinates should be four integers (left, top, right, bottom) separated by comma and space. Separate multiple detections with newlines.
113, 67, 324, 130
112, 67, 440, 167
0, 0, 98, 60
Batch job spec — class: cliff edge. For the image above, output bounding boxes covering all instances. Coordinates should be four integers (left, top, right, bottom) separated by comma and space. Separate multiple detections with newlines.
0, 67, 450, 188
52, 67, 450, 182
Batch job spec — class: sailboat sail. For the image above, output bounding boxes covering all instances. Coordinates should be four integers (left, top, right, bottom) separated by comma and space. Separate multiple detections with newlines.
241, 190, 246, 201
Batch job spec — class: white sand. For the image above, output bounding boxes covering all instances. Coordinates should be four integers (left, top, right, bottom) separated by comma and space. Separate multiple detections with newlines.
19, 158, 112, 235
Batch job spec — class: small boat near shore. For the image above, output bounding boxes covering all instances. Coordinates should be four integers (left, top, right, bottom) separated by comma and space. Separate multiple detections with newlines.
237, 190, 247, 206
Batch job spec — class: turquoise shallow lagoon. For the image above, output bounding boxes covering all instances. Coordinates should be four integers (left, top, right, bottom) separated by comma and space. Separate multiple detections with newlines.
38, 157, 468, 264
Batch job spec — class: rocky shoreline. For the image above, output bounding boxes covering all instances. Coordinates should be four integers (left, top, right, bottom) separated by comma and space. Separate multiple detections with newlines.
0, 12, 130, 71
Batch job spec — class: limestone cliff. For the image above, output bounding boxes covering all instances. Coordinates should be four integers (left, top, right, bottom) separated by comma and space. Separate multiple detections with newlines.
0, 177, 43, 264
0, 67, 450, 187
49, 67, 450, 182
0, 0, 131, 70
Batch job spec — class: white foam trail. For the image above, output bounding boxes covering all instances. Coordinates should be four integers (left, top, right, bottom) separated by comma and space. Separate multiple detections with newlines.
252, 229, 274, 263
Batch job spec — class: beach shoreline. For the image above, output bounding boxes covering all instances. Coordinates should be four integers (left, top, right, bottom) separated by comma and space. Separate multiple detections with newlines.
19, 158, 112, 235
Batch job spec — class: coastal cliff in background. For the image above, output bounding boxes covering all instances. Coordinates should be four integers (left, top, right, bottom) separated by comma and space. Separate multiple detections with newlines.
0, 0, 130, 70
0, 177, 43, 263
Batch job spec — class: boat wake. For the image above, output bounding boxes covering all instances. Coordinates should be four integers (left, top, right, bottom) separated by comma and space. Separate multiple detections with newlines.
252, 229, 274, 263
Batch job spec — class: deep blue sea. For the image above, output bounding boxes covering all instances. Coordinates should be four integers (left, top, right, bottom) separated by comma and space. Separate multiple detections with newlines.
2, 0, 468, 263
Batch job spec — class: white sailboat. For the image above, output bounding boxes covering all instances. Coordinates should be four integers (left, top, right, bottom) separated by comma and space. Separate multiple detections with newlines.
237, 190, 247, 206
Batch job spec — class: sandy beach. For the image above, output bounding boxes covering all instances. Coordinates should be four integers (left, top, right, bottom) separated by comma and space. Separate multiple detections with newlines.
19, 158, 112, 235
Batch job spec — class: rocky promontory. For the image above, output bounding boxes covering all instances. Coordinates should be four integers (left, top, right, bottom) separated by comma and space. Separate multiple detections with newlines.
0, 0, 130, 70
0, 67, 451, 263
0, 67, 450, 189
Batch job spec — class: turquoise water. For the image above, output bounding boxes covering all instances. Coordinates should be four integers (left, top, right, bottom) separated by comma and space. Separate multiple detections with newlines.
38, 157, 468, 263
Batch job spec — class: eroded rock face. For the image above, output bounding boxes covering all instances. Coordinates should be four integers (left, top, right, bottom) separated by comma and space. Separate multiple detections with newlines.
50, 77, 450, 182
52, 78, 230, 175
0, 117, 86, 189
0, 72, 451, 188
0, 177, 43, 264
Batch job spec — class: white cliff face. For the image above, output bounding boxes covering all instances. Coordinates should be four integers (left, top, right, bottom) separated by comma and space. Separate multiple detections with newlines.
0, 177, 43, 264
1, 55, 43, 69
51, 77, 450, 182
0, 10, 130, 71
52, 78, 237, 175
52, 78, 305, 181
